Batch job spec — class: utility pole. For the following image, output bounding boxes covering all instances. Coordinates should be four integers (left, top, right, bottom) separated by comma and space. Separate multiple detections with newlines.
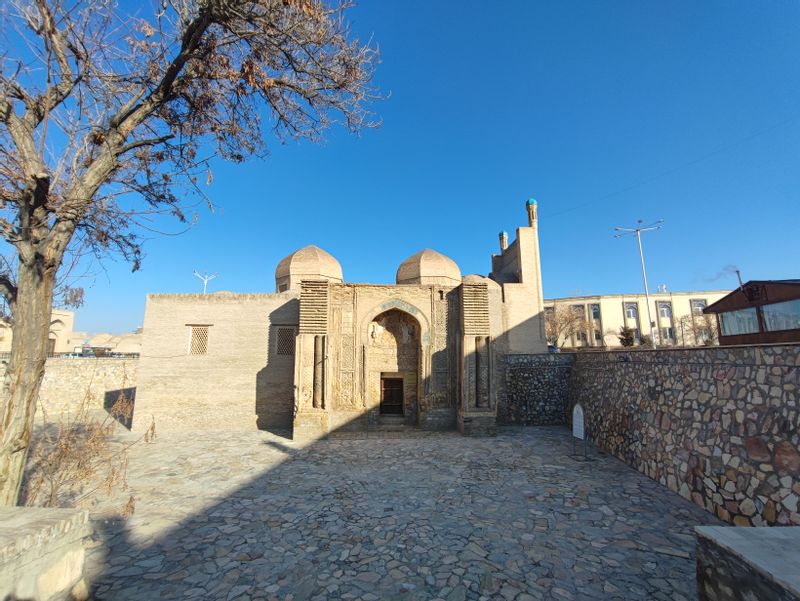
193, 270, 218, 294
614, 220, 663, 349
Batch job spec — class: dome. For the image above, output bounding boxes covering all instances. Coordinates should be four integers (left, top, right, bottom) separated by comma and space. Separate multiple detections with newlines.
275, 245, 343, 292
396, 249, 461, 286
462, 274, 501, 290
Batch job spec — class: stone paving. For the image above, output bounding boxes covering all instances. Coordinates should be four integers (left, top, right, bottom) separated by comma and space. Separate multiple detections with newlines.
85, 427, 720, 600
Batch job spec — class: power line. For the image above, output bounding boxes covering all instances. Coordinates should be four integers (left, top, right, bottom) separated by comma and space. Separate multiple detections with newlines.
542, 111, 800, 219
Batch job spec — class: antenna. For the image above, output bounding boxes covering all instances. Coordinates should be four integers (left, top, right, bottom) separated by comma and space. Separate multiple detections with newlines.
193, 270, 218, 294
614, 219, 664, 349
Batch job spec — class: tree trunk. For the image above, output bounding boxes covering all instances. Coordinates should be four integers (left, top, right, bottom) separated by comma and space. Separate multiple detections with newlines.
0, 260, 56, 506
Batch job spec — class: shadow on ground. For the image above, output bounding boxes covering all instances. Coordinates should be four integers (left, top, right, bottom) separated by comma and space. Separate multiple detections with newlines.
83, 426, 719, 601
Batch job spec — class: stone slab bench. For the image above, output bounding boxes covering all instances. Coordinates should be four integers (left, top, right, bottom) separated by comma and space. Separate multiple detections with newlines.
0, 507, 90, 601
696, 525, 800, 601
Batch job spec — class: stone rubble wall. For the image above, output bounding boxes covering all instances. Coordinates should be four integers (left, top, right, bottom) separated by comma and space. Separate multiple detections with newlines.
498, 353, 574, 425
566, 344, 800, 526
1, 358, 137, 417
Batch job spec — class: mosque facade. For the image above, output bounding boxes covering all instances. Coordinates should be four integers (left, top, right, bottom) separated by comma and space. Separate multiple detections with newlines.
133, 200, 546, 438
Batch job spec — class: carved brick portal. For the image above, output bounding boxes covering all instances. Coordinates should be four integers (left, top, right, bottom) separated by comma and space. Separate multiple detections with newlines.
366, 310, 419, 422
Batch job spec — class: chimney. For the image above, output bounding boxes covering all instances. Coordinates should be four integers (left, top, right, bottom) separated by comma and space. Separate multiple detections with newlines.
526, 198, 538, 226
499, 231, 508, 252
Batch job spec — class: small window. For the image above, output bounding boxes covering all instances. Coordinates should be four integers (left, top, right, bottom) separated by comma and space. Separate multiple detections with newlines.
625, 303, 638, 320
276, 327, 296, 356
590, 304, 601, 320
188, 325, 210, 355
594, 329, 602, 341
660, 327, 674, 340
658, 302, 672, 319
691, 299, 707, 315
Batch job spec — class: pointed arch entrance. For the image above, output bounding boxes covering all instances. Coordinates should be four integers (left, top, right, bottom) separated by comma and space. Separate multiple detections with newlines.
365, 308, 421, 423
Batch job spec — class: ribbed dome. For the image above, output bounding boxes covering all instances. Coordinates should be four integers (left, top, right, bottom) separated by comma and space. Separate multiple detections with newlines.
462, 274, 501, 290
396, 249, 461, 286
275, 245, 343, 292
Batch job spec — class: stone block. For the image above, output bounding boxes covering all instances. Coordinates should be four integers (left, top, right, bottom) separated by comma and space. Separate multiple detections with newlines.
0, 507, 90, 601
696, 526, 800, 601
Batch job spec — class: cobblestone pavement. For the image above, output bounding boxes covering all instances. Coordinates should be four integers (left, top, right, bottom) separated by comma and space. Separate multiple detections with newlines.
86, 427, 720, 600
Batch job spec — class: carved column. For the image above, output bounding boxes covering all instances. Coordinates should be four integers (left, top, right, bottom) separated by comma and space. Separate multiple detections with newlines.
293, 280, 331, 440
459, 283, 496, 436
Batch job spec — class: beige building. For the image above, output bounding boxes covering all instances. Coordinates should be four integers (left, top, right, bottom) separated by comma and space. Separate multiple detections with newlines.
134, 200, 547, 438
0, 309, 84, 355
544, 289, 730, 348
85, 331, 142, 355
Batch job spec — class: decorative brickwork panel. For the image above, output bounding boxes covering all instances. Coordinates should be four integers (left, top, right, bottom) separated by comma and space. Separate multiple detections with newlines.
340, 335, 355, 370
461, 283, 489, 336
337, 371, 356, 408
299, 281, 329, 334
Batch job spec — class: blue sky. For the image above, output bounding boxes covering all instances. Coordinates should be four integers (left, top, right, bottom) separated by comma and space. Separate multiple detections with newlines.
72, 1, 800, 333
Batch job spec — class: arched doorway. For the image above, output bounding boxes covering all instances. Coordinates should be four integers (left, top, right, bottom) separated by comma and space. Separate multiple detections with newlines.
366, 309, 420, 423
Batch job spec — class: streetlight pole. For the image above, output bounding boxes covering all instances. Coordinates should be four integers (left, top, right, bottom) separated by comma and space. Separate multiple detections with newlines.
193, 270, 218, 294
614, 219, 663, 349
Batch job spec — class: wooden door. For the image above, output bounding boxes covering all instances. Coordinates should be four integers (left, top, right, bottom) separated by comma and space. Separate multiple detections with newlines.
380, 377, 404, 415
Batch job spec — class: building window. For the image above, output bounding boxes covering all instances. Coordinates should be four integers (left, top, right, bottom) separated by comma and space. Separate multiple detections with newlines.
660, 326, 675, 341
625, 303, 638, 320
762, 299, 800, 332
719, 308, 759, 336
594, 329, 602, 342
590, 304, 601, 320
188, 325, 210, 355
690, 299, 707, 315
658, 302, 672, 319
571, 304, 585, 317
276, 327, 296, 355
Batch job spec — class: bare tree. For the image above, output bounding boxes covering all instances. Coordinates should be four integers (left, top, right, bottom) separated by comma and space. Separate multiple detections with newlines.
0, 0, 378, 505
677, 313, 719, 346
545, 304, 589, 349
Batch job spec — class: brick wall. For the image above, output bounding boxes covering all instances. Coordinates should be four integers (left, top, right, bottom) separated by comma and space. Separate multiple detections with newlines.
133, 292, 299, 432
1, 358, 137, 417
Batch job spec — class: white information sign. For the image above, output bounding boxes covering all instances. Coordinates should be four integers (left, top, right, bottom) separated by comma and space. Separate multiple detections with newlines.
572, 404, 585, 440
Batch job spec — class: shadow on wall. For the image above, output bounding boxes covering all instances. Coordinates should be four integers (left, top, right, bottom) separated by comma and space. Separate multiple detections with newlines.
255, 301, 299, 438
